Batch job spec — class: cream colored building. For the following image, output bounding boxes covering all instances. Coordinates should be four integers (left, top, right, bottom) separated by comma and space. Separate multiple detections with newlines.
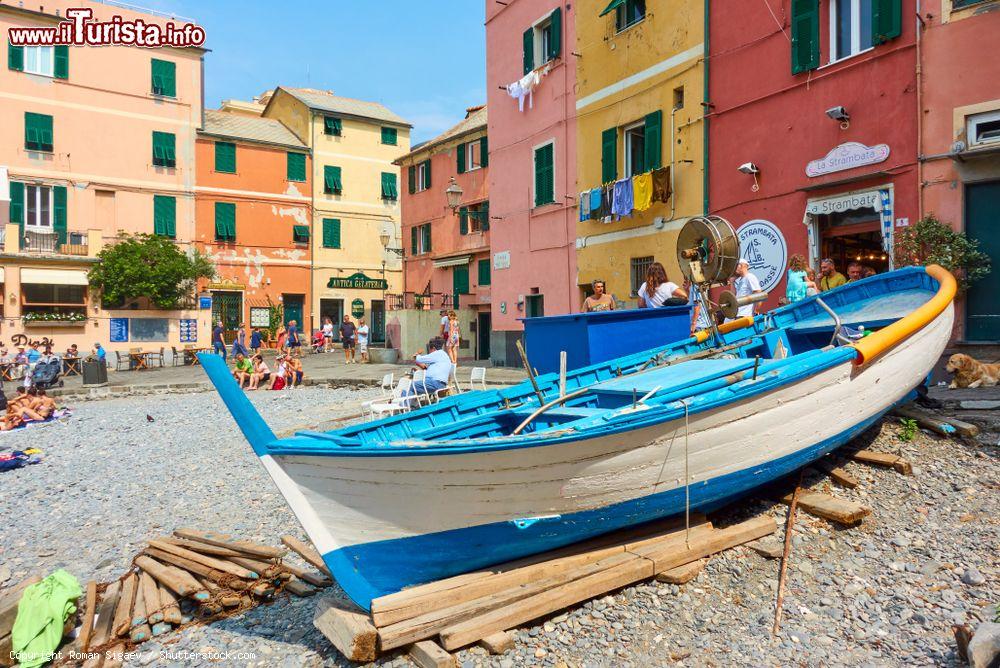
261, 87, 410, 343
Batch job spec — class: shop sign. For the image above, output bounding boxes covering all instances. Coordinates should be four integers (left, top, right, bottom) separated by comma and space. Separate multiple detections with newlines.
179, 318, 198, 343
326, 272, 388, 290
249, 307, 270, 328
806, 142, 890, 177
110, 317, 129, 343
737, 220, 787, 293
805, 190, 881, 215
206, 280, 245, 291
198, 295, 212, 310
493, 251, 511, 270
351, 298, 365, 318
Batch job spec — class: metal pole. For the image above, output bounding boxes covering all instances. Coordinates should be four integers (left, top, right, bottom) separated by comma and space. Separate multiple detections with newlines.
558, 351, 567, 398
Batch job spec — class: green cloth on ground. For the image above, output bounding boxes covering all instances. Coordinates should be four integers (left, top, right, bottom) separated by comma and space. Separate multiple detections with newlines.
11, 569, 81, 668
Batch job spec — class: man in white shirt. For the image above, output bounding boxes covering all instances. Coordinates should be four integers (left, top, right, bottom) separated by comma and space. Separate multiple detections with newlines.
727, 258, 763, 322
410, 338, 454, 398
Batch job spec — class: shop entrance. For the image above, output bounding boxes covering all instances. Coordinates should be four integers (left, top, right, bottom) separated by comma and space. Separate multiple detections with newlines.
211, 291, 242, 341
813, 203, 890, 276
320, 299, 344, 340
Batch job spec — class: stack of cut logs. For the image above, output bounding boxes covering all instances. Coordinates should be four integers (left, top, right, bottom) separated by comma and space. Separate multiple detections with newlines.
78, 531, 332, 659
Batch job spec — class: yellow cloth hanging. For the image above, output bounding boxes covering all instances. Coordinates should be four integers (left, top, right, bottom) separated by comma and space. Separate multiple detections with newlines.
633, 172, 653, 211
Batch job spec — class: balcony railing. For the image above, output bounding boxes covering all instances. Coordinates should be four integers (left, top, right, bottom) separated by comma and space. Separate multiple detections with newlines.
19, 230, 89, 256
386, 292, 460, 311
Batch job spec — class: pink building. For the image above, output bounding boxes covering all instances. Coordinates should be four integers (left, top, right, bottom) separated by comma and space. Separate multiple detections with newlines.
395, 106, 493, 360
485, 0, 577, 367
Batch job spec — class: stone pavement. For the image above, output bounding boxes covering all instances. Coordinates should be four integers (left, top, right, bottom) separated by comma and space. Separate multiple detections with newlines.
40, 349, 528, 401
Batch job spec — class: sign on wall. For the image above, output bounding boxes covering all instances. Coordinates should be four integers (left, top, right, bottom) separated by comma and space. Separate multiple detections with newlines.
326, 272, 388, 290
493, 251, 511, 270
199, 295, 212, 310
351, 298, 365, 318
737, 220, 787, 293
250, 307, 270, 328
806, 142, 890, 177
805, 190, 881, 215
179, 319, 198, 343
110, 318, 129, 343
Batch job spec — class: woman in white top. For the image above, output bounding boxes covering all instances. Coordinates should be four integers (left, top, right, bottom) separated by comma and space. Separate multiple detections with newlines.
321, 317, 334, 353
637, 262, 687, 308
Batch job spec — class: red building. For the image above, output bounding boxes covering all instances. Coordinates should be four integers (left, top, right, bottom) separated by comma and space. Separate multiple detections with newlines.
709, 0, 918, 306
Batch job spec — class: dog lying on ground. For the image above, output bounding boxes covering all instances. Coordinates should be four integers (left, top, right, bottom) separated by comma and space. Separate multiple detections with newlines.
945, 353, 1000, 389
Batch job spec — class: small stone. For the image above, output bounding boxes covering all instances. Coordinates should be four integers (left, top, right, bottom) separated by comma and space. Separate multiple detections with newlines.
891, 535, 910, 548
534, 648, 547, 659
962, 567, 986, 586
747, 539, 783, 559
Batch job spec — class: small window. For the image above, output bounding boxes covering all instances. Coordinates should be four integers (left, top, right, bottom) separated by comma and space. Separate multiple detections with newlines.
460, 201, 491, 235
24, 112, 54, 152
381, 172, 398, 200
525, 293, 544, 318
624, 121, 645, 177
214, 141, 236, 173
673, 86, 685, 110
968, 110, 1000, 147
292, 225, 310, 243
831, 0, 873, 62
23, 46, 54, 76
466, 140, 483, 171
630, 256, 654, 297
322, 218, 341, 249
324, 165, 343, 195
416, 161, 431, 192
151, 58, 176, 97
25, 185, 53, 230
381, 127, 398, 145
152, 131, 176, 168
411, 223, 432, 255
540, 20, 554, 64
324, 116, 342, 136
617, 0, 646, 32
287, 152, 306, 182
534, 143, 555, 207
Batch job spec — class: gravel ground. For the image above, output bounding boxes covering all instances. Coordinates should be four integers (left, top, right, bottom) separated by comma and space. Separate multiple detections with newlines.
0, 390, 996, 668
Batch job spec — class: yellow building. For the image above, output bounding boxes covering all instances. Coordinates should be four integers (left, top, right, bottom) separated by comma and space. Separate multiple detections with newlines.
262, 87, 410, 343
576, 0, 705, 305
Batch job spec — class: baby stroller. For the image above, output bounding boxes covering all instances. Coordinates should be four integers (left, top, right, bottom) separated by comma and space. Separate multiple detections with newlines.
31, 359, 63, 390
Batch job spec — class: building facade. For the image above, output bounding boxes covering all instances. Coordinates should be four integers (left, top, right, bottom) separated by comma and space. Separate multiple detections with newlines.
262, 87, 410, 344
920, 0, 1000, 342
709, 0, 918, 309
1, 0, 207, 354
576, 0, 706, 305
396, 106, 493, 360
194, 110, 312, 343
485, 0, 578, 366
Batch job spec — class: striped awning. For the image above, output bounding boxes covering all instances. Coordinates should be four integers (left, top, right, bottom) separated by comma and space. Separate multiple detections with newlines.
20, 268, 89, 285
433, 255, 471, 269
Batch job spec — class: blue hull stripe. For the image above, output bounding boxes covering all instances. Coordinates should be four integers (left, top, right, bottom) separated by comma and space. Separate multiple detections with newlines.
321, 407, 892, 611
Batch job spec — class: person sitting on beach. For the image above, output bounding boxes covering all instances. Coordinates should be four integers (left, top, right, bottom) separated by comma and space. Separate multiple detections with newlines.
9, 387, 43, 422
28, 387, 56, 419
409, 338, 454, 399
248, 354, 270, 391
637, 262, 687, 308
270, 355, 287, 390
232, 352, 253, 389
286, 356, 304, 388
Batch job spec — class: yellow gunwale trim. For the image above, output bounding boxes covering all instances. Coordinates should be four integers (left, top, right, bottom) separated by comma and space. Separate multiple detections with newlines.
692, 316, 755, 344
851, 264, 957, 366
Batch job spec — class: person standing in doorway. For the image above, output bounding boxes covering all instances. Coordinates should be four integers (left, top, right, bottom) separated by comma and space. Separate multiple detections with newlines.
819, 258, 847, 292
339, 316, 357, 364
212, 321, 227, 360
582, 280, 616, 312
357, 318, 370, 364
726, 259, 763, 323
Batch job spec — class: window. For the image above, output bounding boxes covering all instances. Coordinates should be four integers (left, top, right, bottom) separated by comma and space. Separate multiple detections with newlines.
322, 218, 341, 249
214, 202, 236, 242
287, 152, 306, 182
214, 141, 236, 173
417, 160, 431, 192
534, 143, 555, 207
968, 110, 1000, 147
153, 195, 176, 238
324, 165, 343, 194
131, 318, 169, 342
630, 256, 654, 296
324, 116, 342, 136
24, 46, 53, 76
151, 58, 176, 97
24, 112, 53, 152
458, 137, 489, 173
953, 0, 988, 7
460, 201, 490, 235
22, 284, 86, 321
478, 258, 492, 286
381, 172, 398, 200
606, 111, 662, 181
410, 223, 432, 255
381, 127, 398, 145
292, 225, 310, 243
831, 0, 873, 61
152, 131, 176, 168
673, 86, 685, 110
522, 8, 562, 74
617, 0, 647, 32
9, 44, 66, 78
24, 185, 53, 230
624, 122, 646, 177
525, 293, 544, 318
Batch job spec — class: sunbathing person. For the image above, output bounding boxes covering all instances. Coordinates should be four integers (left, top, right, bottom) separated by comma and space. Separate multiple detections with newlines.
9, 388, 44, 422
34, 389, 56, 419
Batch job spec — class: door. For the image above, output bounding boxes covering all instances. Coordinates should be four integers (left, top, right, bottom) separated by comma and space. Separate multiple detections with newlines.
965, 181, 1000, 341
320, 298, 344, 340
525, 294, 544, 318
283, 295, 304, 330
370, 299, 386, 344
477, 312, 491, 360
211, 291, 242, 341
453, 265, 470, 309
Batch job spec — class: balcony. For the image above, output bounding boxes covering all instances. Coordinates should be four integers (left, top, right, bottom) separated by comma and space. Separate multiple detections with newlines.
386, 292, 456, 311
19, 230, 90, 256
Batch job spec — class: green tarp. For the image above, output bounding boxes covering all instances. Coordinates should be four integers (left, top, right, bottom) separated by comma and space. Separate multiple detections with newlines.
11, 569, 81, 668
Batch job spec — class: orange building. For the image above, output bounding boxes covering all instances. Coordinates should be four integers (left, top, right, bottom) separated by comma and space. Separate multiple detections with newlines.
194, 110, 312, 342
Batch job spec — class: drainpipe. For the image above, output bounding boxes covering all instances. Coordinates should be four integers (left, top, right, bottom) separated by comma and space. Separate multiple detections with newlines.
702, 0, 710, 215
915, 0, 924, 222
670, 106, 678, 221
310, 114, 316, 334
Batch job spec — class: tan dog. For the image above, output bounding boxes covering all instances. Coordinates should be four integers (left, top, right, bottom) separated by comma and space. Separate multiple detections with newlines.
945, 353, 1000, 389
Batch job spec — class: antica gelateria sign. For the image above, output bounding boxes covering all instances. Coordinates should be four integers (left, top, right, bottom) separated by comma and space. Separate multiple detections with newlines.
806, 142, 890, 177
326, 272, 388, 290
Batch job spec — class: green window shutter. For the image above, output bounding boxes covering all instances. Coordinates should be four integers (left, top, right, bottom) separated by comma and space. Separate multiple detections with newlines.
422, 224, 432, 253
152, 131, 176, 167
8, 43, 24, 71
453, 265, 470, 295
644, 110, 663, 171
215, 202, 236, 241
523, 27, 535, 74
324, 116, 342, 135
872, 0, 902, 45
480, 136, 489, 168
548, 8, 562, 60
790, 0, 820, 74
25, 112, 53, 151
287, 152, 306, 181
411, 226, 419, 254
456, 142, 466, 174
9, 182, 25, 230
481, 201, 490, 231
424, 159, 432, 188
601, 128, 617, 183
324, 166, 342, 194
53, 45, 69, 79
381, 172, 398, 199
292, 225, 310, 243
478, 258, 491, 286
534, 144, 555, 207
214, 141, 236, 173
459, 207, 469, 235
151, 58, 176, 96
53, 185, 67, 245
408, 165, 416, 194
153, 195, 176, 238
322, 218, 341, 249
600, 0, 625, 17
381, 127, 398, 145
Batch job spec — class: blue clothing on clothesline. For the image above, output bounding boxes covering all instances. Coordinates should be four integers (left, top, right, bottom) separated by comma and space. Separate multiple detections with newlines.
612, 178, 634, 218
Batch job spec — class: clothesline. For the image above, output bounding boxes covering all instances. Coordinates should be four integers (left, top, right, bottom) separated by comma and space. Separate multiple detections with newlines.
505, 63, 552, 113
579, 167, 672, 224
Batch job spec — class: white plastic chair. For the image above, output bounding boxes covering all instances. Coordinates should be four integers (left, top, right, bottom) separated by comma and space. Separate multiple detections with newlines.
366, 377, 414, 420
434, 366, 463, 402
410, 369, 433, 406
470, 367, 487, 391
380, 372, 395, 393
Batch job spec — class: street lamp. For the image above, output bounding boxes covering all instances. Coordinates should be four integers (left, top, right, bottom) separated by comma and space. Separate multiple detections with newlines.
445, 177, 464, 212
379, 229, 404, 257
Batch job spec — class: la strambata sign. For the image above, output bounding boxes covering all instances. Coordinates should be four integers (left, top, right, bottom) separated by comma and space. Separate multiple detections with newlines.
737, 220, 787, 293
806, 142, 890, 177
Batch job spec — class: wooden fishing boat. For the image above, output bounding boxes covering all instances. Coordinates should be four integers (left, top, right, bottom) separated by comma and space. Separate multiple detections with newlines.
200, 261, 955, 611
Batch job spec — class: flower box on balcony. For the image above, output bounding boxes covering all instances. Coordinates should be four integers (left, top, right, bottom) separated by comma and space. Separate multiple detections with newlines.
23, 319, 87, 328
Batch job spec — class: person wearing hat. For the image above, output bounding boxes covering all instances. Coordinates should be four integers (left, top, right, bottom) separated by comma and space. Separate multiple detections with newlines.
727, 258, 763, 323
92, 343, 107, 363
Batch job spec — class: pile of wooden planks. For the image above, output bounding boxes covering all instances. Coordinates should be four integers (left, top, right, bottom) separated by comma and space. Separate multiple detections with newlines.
77, 530, 332, 659
313, 514, 778, 663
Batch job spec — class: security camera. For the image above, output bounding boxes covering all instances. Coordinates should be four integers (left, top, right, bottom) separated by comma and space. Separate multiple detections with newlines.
825, 106, 850, 122
737, 162, 759, 175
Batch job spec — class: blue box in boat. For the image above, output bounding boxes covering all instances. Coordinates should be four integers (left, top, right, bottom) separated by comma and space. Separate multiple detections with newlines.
520, 305, 693, 374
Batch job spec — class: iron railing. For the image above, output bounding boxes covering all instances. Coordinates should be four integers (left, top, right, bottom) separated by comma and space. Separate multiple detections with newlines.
19, 231, 89, 256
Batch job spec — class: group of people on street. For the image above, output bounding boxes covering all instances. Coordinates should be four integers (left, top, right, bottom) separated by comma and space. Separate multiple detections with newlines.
318, 316, 370, 364
785, 256, 879, 303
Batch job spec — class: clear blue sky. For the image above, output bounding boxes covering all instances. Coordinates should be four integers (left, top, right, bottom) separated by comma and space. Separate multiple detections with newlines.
140, 0, 487, 143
